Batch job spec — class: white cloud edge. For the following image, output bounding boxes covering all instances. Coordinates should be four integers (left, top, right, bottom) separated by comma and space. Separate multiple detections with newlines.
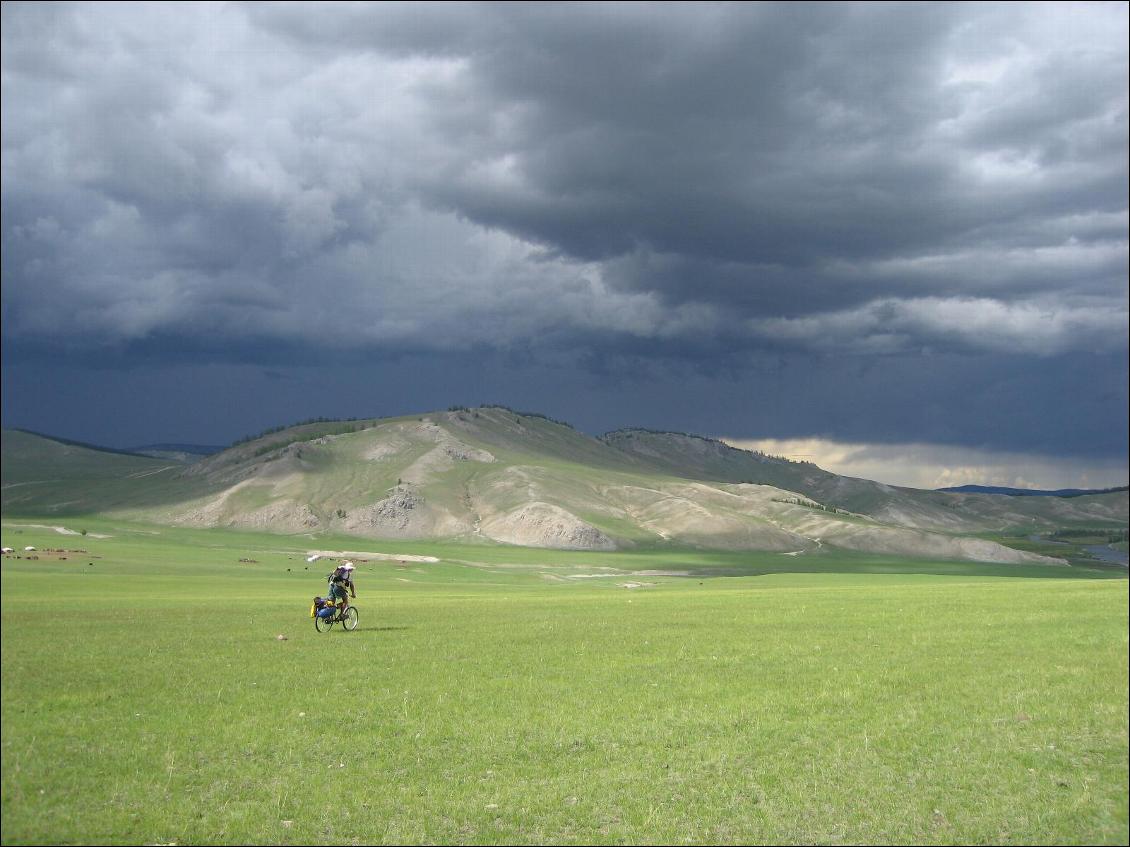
721, 436, 1129, 491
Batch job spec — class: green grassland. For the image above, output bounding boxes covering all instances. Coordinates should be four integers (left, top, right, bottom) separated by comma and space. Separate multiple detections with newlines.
2, 517, 1126, 845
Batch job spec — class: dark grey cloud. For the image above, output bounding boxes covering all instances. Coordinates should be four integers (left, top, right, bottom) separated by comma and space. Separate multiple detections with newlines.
1, 2, 1127, 471
3, 346, 1125, 468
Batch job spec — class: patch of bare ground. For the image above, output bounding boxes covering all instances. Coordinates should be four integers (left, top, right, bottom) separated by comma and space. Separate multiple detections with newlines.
478, 502, 617, 550
227, 501, 322, 532
798, 517, 1066, 564
602, 483, 809, 551
167, 478, 322, 532
306, 549, 440, 563
4, 523, 113, 538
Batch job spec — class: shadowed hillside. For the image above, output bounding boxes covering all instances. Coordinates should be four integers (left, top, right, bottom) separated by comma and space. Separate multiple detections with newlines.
602, 429, 1130, 534
0, 429, 216, 514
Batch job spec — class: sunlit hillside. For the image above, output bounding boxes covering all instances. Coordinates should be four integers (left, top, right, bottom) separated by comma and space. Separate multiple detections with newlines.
5, 408, 1126, 564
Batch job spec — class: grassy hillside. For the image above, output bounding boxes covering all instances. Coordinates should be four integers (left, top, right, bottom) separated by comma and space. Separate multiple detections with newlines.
603, 429, 1129, 533
0, 429, 217, 514
3, 410, 1126, 565
134, 412, 1068, 563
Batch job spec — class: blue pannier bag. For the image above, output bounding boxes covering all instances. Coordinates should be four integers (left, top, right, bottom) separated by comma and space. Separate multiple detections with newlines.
317, 606, 336, 618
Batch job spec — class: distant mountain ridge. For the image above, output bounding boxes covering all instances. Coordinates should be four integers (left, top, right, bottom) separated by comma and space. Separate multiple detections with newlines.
3, 408, 1127, 564
8, 429, 225, 460
9, 428, 154, 459
938, 484, 1130, 498
7, 429, 224, 465
127, 443, 227, 463
128, 443, 226, 456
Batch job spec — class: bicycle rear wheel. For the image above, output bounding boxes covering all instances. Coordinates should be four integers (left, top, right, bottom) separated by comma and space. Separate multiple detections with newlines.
315, 613, 335, 632
342, 606, 358, 631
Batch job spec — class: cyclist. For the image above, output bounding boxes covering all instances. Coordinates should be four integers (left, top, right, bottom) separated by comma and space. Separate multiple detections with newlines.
327, 562, 356, 614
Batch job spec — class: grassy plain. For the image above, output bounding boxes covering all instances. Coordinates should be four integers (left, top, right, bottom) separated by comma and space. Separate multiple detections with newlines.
1, 517, 1127, 845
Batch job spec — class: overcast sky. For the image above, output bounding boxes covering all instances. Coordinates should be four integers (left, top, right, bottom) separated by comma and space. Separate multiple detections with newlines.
2, 2, 1127, 489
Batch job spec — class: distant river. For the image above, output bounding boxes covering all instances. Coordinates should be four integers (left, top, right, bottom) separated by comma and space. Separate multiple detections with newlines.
1084, 545, 1129, 567
1028, 536, 1128, 567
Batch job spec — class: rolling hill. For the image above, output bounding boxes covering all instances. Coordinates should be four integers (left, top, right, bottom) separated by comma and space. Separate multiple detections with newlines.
3, 408, 1126, 564
603, 429, 1129, 534
937, 484, 1130, 497
0, 428, 203, 514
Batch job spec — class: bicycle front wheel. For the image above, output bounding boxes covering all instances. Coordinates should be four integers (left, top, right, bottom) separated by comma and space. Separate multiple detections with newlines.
315, 613, 335, 633
342, 607, 359, 631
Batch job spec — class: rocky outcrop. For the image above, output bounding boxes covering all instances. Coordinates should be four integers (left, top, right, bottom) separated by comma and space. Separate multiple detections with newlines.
341, 487, 472, 539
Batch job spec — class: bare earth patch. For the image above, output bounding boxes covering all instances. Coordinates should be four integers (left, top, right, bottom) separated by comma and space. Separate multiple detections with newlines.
479, 502, 616, 550
307, 549, 441, 563
5, 523, 113, 538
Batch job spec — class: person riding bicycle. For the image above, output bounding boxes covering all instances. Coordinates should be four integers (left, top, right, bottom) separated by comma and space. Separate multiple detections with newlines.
327, 562, 356, 614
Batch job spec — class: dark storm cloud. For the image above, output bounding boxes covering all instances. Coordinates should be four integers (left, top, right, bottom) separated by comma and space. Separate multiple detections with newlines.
252, 2, 1127, 309
4, 2, 1126, 352
1, 2, 1127, 464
